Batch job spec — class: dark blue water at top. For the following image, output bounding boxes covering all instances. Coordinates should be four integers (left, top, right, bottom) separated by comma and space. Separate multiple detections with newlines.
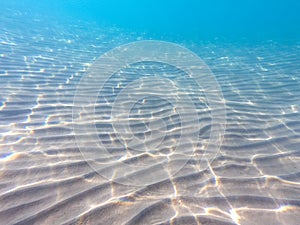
2, 0, 300, 42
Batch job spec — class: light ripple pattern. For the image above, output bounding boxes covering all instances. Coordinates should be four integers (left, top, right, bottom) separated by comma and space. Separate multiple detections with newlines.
1, 10, 300, 225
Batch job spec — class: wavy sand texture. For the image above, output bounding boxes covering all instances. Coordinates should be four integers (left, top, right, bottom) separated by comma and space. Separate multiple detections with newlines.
0, 12, 300, 225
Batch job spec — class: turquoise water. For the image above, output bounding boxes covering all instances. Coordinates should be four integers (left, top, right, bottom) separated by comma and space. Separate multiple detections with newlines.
0, 1, 300, 224
2, 0, 300, 41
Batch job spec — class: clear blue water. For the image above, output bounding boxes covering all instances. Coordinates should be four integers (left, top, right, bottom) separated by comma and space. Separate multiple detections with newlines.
2, 0, 300, 42
0, 1, 300, 224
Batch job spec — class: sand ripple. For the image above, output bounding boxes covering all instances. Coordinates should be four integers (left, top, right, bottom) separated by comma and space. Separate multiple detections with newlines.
1, 10, 300, 225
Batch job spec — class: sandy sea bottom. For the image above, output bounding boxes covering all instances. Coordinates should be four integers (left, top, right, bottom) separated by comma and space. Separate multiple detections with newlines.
0, 10, 300, 225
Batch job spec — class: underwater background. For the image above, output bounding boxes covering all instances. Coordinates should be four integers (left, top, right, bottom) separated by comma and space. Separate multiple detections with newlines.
0, 0, 300, 224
